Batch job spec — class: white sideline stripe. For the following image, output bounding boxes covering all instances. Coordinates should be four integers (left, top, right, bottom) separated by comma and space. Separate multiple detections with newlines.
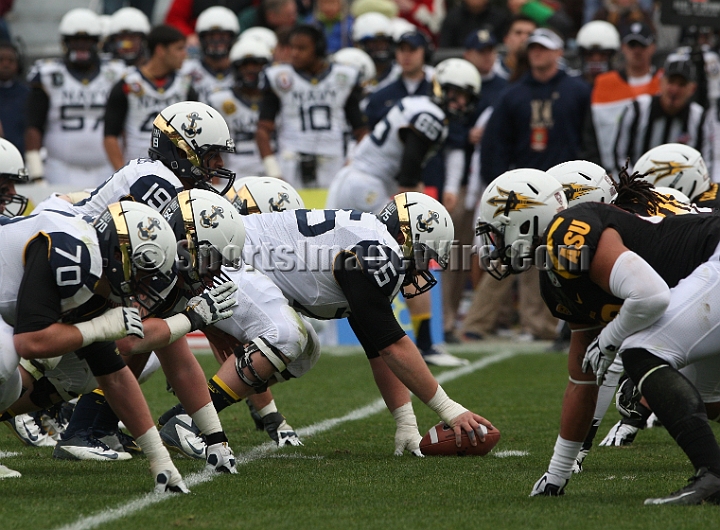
0, 451, 20, 458
54, 349, 522, 530
493, 450, 529, 458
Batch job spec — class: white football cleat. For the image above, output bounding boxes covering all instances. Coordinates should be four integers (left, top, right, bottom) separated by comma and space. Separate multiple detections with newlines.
420, 346, 469, 367
5, 414, 57, 447
205, 442, 237, 474
530, 472, 568, 496
154, 469, 190, 494
0, 464, 21, 479
159, 414, 206, 460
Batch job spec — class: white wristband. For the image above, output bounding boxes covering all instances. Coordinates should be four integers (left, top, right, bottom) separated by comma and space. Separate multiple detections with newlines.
73, 319, 104, 347
25, 149, 44, 179
136, 426, 176, 477
262, 154, 282, 179
426, 385, 468, 425
164, 313, 192, 344
391, 402, 419, 428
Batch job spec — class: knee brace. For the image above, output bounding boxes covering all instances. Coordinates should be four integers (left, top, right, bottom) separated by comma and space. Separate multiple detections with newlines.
234, 338, 288, 393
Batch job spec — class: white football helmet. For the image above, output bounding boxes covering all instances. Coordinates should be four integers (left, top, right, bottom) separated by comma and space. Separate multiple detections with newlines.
60, 8, 102, 37
353, 13, 394, 64
226, 176, 305, 214
633, 143, 711, 200
195, 6, 240, 34
390, 17, 417, 42
476, 169, 567, 279
547, 160, 617, 205
109, 7, 150, 35
149, 101, 236, 195
332, 48, 376, 85
576, 21, 621, 52
654, 186, 691, 205
162, 189, 246, 291
0, 138, 29, 218
94, 202, 178, 312
377, 192, 454, 298
238, 27, 278, 52
230, 39, 273, 64
433, 58, 481, 117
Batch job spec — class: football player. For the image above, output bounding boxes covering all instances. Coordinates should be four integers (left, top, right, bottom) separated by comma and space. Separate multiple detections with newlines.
256, 24, 368, 188
190, 193, 491, 456
179, 6, 239, 104
24, 8, 126, 187
208, 39, 273, 178
0, 200, 190, 492
104, 25, 196, 169
476, 168, 720, 504
352, 12, 397, 95
105, 7, 151, 67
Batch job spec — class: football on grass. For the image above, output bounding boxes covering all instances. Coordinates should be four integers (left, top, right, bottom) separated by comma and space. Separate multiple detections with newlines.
419, 422, 501, 456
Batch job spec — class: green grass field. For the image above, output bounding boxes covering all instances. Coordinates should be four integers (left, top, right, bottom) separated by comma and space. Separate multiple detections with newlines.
1, 342, 718, 530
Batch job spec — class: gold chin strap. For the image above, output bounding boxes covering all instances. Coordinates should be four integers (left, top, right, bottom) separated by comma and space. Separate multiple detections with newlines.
153, 114, 201, 168
108, 202, 132, 284
395, 193, 414, 259
178, 190, 198, 274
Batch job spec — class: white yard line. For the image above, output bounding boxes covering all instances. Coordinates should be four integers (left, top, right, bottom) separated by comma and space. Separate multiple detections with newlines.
54, 349, 526, 530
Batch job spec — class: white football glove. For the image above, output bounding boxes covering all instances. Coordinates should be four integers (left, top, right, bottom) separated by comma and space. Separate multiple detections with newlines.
581, 335, 618, 385
154, 468, 190, 494
277, 423, 304, 447
184, 281, 238, 330
392, 402, 423, 457
530, 472, 568, 496
73, 307, 144, 347
206, 442, 238, 474
599, 420, 639, 447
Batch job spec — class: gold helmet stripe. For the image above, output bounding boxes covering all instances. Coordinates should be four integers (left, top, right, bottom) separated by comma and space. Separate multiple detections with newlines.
152, 113, 202, 168
108, 202, 132, 283
394, 193, 414, 259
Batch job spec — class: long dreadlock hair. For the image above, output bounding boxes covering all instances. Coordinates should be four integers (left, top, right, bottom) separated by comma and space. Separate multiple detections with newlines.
613, 159, 663, 215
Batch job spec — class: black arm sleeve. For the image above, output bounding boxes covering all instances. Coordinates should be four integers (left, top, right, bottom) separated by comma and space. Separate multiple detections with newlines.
103, 79, 129, 137
344, 85, 367, 131
26, 85, 50, 132
14, 236, 62, 334
396, 129, 434, 187
258, 85, 281, 122
334, 264, 406, 358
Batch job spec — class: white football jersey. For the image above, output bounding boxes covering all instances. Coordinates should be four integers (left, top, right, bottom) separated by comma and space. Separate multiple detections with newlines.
180, 58, 233, 104
121, 67, 193, 161
70, 158, 183, 219
241, 208, 405, 319
352, 95, 447, 184
28, 59, 126, 168
207, 88, 265, 176
264, 63, 360, 156
0, 211, 103, 325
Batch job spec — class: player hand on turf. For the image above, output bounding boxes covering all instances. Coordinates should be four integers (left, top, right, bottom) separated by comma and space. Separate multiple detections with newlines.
599, 420, 639, 446
448, 411, 493, 448
581, 335, 618, 385
392, 402, 423, 456
184, 281, 238, 330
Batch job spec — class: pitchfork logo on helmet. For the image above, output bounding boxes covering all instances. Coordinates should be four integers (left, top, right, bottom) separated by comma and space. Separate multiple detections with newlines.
269, 192, 290, 211
563, 183, 597, 202
645, 160, 693, 184
137, 217, 161, 241
181, 112, 203, 138
199, 206, 225, 228
486, 187, 546, 217
416, 211, 440, 233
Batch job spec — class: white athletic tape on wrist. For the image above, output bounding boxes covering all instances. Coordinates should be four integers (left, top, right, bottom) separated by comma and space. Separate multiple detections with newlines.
25, 150, 44, 179
262, 155, 282, 179
73, 319, 103, 347
136, 426, 176, 476
391, 402, 419, 427
190, 402, 223, 436
426, 385, 468, 425
164, 314, 192, 344
257, 400, 278, 418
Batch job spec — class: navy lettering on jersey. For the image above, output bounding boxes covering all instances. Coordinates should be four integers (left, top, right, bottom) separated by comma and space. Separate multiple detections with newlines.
128, 174, 181, 212
48, 232, 98, 300
348, 240, 406, 298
